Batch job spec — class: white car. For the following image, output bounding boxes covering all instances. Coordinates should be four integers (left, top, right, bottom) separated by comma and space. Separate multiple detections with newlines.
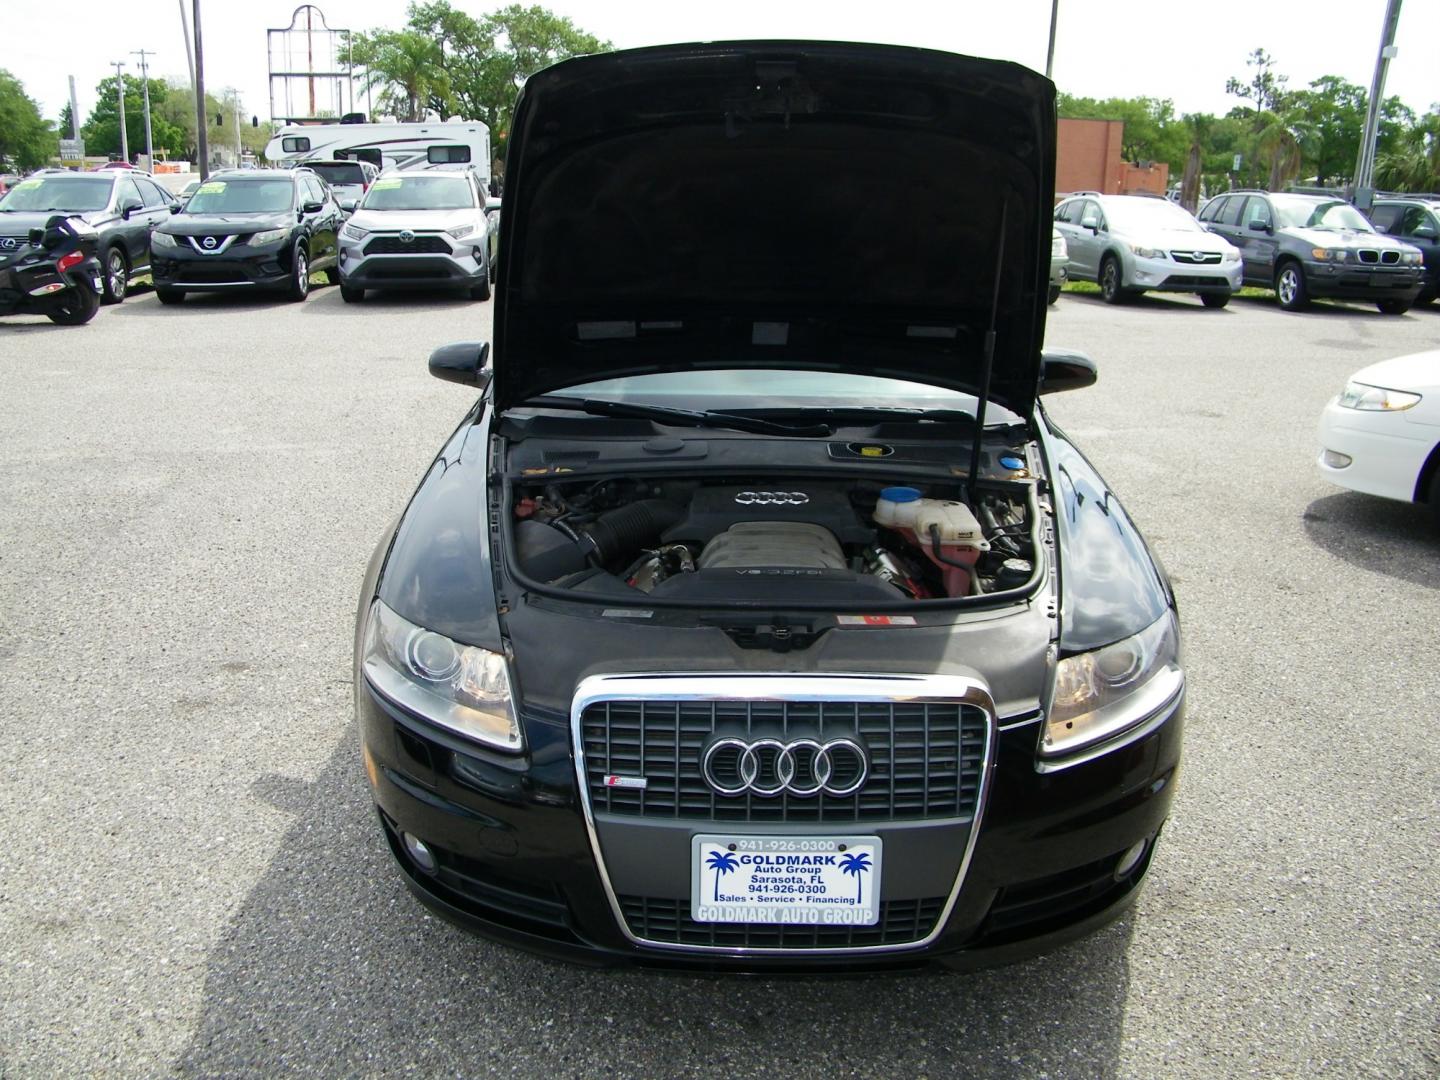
1317, 350, 1440, 521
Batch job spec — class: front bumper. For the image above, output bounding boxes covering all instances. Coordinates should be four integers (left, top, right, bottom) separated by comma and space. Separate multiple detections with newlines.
357, 672, 1183, 971
1316, 398, 1435, 503
1301, 260, 1422, 302
151, 239, 293, 291
338, 233, 484, 290
1127, 253, 1241, 294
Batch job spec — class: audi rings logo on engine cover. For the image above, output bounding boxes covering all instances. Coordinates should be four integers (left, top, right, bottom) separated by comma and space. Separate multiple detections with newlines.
701, 737, 868, 798
734, 491, 809, 506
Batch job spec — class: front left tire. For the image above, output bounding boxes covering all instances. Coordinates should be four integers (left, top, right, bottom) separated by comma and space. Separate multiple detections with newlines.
1377, 299, 1411, 315
284, 243, 310, 302
100, 247, 128, 305
1201, 292, 1230, 309
1099, 255, 1127, 304
1047, 283, 1061, 304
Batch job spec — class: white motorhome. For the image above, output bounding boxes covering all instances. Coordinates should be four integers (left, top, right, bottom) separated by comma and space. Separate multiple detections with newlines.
265, 121, 490, 186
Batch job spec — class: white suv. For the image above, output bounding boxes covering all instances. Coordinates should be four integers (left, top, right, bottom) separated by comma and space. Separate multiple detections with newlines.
1054, 193, 1242, 308
337, 169, 493, 302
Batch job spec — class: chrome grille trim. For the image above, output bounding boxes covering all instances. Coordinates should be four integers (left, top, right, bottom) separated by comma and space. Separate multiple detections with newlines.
571, 673, 998, 956
1169, 250, 1222, 264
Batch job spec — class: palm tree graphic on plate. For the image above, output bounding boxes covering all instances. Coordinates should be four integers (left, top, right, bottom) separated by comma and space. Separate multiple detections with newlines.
839, 851, 872, 903
706, 849, 739, 901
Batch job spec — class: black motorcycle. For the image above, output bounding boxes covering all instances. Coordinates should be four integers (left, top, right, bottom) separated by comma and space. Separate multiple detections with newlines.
0, 214, 103, 325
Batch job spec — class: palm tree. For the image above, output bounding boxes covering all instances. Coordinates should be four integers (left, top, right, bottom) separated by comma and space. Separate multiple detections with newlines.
1180, 114, 1214, 212
1254, 112, 1302, 191
838, 851, 872, 904
705, 850, 739, 902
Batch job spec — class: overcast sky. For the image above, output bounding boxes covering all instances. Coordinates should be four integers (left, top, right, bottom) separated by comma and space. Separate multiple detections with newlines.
7, 1, 1438, 133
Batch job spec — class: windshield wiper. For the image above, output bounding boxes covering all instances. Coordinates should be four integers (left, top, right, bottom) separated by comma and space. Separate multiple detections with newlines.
515, 396, 832, 437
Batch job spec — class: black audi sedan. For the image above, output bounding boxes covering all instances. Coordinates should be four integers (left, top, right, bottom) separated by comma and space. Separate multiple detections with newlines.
354, 42, 1184, 971
149, 168, 341, 303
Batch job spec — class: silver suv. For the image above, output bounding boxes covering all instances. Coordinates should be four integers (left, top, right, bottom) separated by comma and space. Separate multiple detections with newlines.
1054, 193, 1242, 308
337, 169, 493, 302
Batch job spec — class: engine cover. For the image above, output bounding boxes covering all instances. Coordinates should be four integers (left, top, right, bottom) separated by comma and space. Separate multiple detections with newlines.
662, 484, 872, 547
697, 522, 846, 570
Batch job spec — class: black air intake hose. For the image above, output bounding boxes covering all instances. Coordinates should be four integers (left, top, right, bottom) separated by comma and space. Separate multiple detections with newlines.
521, 500, 683, 582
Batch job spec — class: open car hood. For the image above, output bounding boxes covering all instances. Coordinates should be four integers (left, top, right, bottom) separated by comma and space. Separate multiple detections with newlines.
493, 41, 1055, 416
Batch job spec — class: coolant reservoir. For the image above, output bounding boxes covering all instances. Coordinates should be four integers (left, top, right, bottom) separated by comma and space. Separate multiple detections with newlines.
874, 487, 989, 597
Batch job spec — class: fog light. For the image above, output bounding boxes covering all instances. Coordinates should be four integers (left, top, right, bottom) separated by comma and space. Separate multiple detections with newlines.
402, 831, 438, 874
1322, 449, 1352, 469
1115, 839, 1148, 880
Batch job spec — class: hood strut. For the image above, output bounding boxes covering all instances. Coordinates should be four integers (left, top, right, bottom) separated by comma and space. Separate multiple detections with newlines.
967, 197, 1008, 496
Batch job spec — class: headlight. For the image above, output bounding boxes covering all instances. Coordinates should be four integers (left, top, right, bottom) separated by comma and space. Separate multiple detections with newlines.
447, 224, 476, 240
151, 231, 178, 248
342, 223, 369, 241
248, 228, 287, 246
1311, 247, 1349, 262
362, 600, 522, 751
1222, 249, 1241, 263
1051, 234, 1067, 259
1336, 380, 1421, 411
1043, 611, 1182, 758
1128, 244, 1166, 259
1401, 251, 1422, 265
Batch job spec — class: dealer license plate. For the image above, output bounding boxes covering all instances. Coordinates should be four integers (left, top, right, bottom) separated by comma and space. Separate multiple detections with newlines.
690, 834, 882, 926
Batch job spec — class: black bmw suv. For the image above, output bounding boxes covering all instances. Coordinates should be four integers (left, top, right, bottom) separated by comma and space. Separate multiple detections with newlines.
149, 168, 342, 303
354, 42, 1184, 971
0, 168, 176, 305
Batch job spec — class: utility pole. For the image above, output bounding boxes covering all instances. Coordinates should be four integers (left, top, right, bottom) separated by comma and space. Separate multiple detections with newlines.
193, 0, 209, 180
1352, 0, 1404, 210
177, 0, 196, 88
132, 49, 156, 167
110, 61, 129, 162
231, 90, 243, 165
67, 76, 81, 140
1045, 0, 1060, 80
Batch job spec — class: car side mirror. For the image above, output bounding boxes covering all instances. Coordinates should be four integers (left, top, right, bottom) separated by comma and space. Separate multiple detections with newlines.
120, 199, 143, 219
429, 341, 492, 389
170, 203, 183, 214
338, 198, 357, 212
1040, 349, 1098, 395
302, 200, 324, 214
1414, 226, 1437, 241
27, 227, 45, 247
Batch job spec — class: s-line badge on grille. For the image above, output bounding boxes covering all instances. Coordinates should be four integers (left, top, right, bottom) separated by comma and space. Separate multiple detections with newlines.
701, 736, 868, 797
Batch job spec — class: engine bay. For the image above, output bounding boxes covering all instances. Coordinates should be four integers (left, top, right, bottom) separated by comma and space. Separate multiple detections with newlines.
508, 474, 1039, 606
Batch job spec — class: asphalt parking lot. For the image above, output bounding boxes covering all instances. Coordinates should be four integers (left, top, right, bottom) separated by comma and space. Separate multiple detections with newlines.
2, 282, 1437, 1078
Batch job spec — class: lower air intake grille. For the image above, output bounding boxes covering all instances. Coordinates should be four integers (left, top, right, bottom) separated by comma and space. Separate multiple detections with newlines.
619, 895, 945, 948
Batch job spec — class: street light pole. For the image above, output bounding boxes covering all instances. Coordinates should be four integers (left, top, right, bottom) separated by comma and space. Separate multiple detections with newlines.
110, 61, 129, 162
1352, 0, 1404, 210
193, 0, 209, 180
132, 49, 156, 168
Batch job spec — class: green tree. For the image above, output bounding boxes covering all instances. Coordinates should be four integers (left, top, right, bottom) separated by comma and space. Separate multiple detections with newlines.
82, 74, 186, 160
353, 2, 609, 158
1178, 113, 1215, 211
1287, 75, 1365, 185
1375, 110, 1440, 192
0, 70, 58, 170
151, 81, 269, 163
1056, 94, 1189, 171
1226, 48, 1290, 115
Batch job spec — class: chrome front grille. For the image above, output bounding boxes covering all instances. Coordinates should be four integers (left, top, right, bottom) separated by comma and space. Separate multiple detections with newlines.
1358, 249, 1401, 265
1169, 250, 1222, 264
581, 697, 987, 822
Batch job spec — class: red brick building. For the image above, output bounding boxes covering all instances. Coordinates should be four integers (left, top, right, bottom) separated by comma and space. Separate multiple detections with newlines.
1056, 118, 1169, 198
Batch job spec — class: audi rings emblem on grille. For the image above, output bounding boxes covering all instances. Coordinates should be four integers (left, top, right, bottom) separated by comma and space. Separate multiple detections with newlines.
701, 737, 868, 797
734, 491, 809, 506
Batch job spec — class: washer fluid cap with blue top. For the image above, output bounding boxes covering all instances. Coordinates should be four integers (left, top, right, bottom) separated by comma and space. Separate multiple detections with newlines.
999, 455, 1025, 471
879, 486, 922, 503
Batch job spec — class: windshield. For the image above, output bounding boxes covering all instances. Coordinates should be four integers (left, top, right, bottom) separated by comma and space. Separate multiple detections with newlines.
1272, 198, 1373, 232
306, 163, 366, 186
0, 176, 111, 212
184, 179, 294, 214
535, 369, 1021, 423
1105, 199, 1202, 233
362, 176, 472, 211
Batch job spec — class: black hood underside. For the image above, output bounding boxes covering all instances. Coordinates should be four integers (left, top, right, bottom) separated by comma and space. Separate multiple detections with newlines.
495, 41, 1057, 416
